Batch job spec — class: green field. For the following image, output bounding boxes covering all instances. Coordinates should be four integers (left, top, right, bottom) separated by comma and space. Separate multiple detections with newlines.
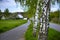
0, 20, 27, 33
48, 28, 60, 40
25, 22, 37, 40
25, 22, 60, 40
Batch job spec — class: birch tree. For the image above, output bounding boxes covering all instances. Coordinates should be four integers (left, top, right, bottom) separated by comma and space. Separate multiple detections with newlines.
15, 0, 50, 40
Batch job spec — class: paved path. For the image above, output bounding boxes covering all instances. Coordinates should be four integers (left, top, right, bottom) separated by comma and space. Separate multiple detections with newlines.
0, 20, 30, 40
49, 23, 60, 32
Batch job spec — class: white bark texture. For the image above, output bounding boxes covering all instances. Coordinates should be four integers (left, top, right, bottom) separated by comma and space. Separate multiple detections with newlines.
33, 0, 41, 37
38, 0, 50, 40
33, 0, 50, 40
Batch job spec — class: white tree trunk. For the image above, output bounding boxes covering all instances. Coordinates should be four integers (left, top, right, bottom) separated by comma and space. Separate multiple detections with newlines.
33, 0, 40, 37
38, 0, 50, 40
33, 0, 50, 40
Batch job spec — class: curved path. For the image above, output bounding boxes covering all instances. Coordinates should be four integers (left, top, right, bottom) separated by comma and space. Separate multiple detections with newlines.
0, 20, 30, 40
49, 23, 60, 32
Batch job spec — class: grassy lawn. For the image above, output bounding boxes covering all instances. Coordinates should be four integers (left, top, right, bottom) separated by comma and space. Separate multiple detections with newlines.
0, 19, 27, 33
48, 28, 60, 40
25, 22, 60, 40
25, 22, 37, 40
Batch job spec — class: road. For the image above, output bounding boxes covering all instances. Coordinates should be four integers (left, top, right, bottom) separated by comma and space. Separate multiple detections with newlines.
49, 23, 60, 32
0, 20, 30, 40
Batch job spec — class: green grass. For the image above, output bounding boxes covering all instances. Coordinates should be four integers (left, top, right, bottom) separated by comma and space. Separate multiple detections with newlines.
25, 22, 37, 40
0, 19, 27, 33
25, 22, 60, 40
48, 28, 60, 40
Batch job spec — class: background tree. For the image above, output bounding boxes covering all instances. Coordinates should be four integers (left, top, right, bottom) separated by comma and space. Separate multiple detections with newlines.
57, 0, 60, 24
0, 10, 2, 15
49, 0, 60, 24
15, 0, 50, 40
4, 9, 9, 17
49, 10, 60, 24
0, 10, 2, 19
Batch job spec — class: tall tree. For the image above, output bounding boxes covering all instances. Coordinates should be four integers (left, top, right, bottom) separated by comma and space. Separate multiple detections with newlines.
15, 0, 50, 40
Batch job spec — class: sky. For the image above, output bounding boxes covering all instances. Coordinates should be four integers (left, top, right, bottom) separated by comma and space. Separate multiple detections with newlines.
0, 0, 24, 12
0, 0, 59, 12
50, 1, 59, 12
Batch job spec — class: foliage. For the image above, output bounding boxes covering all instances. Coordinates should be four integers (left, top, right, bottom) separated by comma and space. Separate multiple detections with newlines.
4, 9, 9, 17
51, 0, 60, 6
0, 10, 2, 15
0, 19, 27, 33
49, 10, 60, 24
0, 10, 1, 14
22, 8, 36, 18
15, 0, 42, 18
0, 10, 2, 19
57, 0, 60, 4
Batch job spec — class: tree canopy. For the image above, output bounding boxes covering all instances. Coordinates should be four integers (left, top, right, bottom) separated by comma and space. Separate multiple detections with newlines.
0, 10, 2, 15
4, 9, 9, 17
15, 0, 43, 18
15, 0, 60, 18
